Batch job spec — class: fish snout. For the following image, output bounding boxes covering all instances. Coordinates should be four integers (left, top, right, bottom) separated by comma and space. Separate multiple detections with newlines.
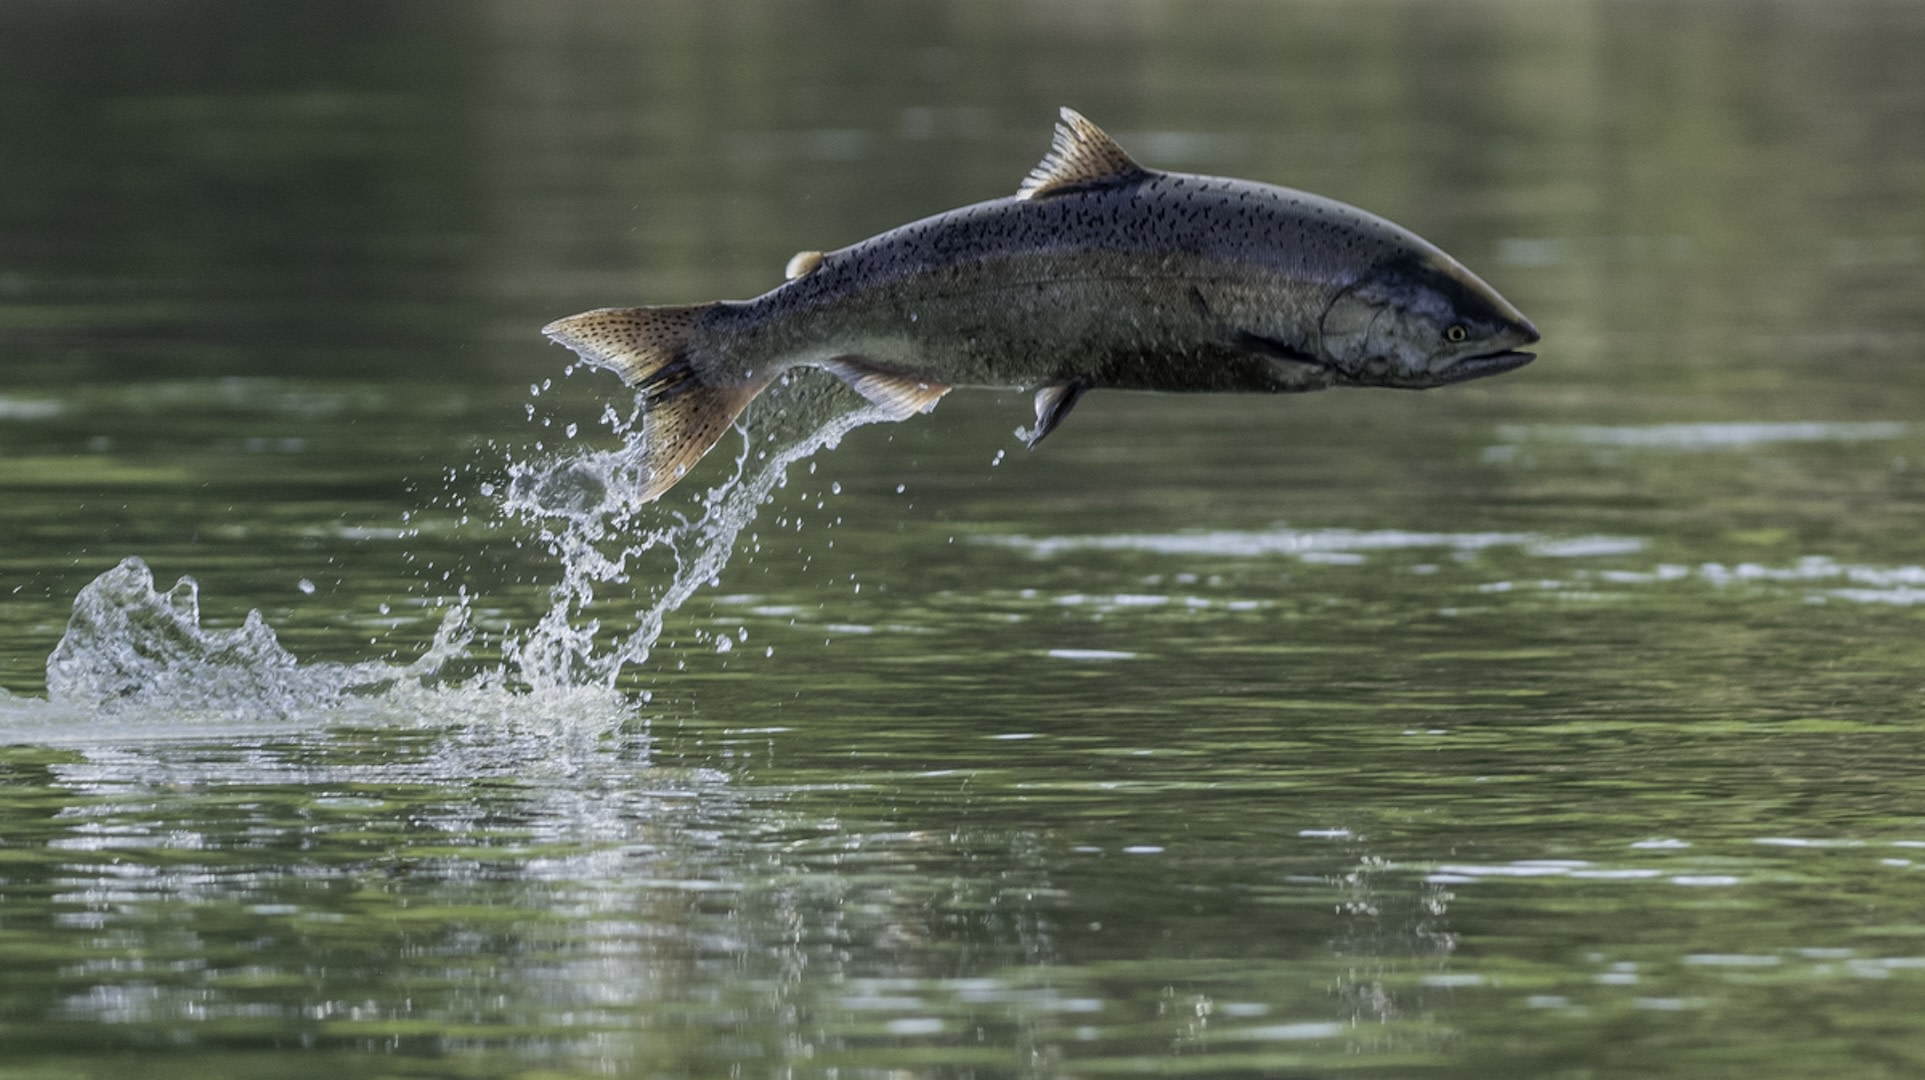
1428, 313, 1538, 386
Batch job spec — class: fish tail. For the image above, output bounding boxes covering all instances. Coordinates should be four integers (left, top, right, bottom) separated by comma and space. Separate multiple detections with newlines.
542, 305, 771, 502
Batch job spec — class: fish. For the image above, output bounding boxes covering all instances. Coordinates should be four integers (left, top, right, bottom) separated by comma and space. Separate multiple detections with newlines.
543, 107, 1540, 502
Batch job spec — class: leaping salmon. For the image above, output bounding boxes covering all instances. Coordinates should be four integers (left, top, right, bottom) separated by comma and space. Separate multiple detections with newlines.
544, 107, 1540, 502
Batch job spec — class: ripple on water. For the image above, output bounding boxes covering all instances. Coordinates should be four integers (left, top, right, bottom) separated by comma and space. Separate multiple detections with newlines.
1492, 557, 1925, 607
990, 527, 1648, 561
1495, 420, 1912, 449
993, 527, 1925, 611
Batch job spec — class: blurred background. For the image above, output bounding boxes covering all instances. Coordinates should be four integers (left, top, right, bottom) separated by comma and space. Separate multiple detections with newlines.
8, 0, 1919, 381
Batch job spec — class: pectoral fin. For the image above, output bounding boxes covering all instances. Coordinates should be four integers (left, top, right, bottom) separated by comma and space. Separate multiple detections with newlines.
820, 358, 951, 420
1229, 329, 1330, 370
1229, 329, 1341, 390
1027, 380, 1088, 450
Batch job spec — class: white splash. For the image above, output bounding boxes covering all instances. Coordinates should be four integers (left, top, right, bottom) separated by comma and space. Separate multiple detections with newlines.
498, 368, 891, 689
10, 369, 892, 733
44, 556, 471, 718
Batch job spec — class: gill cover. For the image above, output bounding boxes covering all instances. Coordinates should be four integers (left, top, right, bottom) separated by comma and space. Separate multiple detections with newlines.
1318, 278, 1388, 370
1318, 252, 1538, 385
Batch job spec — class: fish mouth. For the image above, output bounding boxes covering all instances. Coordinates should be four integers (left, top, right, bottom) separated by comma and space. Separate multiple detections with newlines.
1430, 348, 1536, 386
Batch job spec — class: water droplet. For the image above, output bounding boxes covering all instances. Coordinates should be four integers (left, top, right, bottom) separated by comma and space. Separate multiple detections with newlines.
297, 579, 316, 595
487, 370, 904, 688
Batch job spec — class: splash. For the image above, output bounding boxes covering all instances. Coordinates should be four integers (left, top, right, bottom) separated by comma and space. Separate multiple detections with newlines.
16, 368, 889, 730
500, 368, 891, 689
44, 556, 472, 718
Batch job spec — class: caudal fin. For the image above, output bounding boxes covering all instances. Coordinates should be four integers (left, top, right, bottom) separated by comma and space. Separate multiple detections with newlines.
542, 304, 711, 386
542, 305, 769, 503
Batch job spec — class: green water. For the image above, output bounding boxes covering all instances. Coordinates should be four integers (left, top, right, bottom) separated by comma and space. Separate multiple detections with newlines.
5, 1, 1925, 1076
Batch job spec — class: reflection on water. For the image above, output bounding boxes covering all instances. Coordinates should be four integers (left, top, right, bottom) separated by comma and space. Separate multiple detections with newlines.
3, 0, 1925, 1076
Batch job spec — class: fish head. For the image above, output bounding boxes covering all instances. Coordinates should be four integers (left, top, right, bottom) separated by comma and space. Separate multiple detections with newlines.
1319, 253, 1538, 388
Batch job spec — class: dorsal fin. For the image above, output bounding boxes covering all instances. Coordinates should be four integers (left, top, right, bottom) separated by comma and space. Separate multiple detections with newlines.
1016, 107, 1149, 201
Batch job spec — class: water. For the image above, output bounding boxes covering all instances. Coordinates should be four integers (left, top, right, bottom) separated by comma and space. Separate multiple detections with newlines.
4, 0, 1925, 1076
500, 369, 897, 689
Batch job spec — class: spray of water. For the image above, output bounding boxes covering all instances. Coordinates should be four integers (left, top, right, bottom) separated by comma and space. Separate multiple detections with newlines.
24, 368, 889, 726
44, 556, 472, 715
499, 368, 889, 689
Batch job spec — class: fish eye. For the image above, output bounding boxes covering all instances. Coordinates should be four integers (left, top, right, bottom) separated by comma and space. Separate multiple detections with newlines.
1444, 324, 1469, 343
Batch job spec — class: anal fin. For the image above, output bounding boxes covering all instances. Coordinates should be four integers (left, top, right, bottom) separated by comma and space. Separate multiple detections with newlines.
1027, 380, 1088, 449
820, 358, 951, 420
